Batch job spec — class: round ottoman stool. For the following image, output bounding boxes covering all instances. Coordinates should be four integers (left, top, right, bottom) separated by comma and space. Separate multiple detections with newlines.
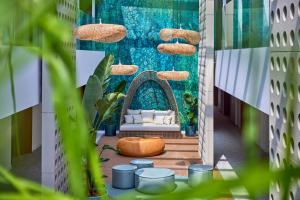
130, 159, 154, 169
117, 137, 165, 157
135, 168, 176, 194
112, 164, 137, 189
188, 164, 213, 187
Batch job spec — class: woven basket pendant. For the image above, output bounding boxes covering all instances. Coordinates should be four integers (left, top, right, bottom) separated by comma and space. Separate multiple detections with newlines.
157, 42, 196, 56
75, 19, 127, 43
157, 70, 189, 81
160, 28, 200, 45
111, 60, 138, 75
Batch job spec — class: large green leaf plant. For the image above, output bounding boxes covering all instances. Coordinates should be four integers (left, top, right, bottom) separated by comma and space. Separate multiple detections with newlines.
82, 54, 126, 139
82, 54, 113, 139
183, 92, 198, 126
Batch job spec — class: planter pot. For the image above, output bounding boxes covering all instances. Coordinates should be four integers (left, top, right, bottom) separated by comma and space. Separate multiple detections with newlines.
185, 125, 196, 137
105, 124, 117, 136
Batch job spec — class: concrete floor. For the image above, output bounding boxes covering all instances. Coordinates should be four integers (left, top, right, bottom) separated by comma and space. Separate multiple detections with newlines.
214, 111, 268, 200
214, 110, 268, 170
214, 111, 246, 170
98, 136, 201, 184
10, 147, 41, 183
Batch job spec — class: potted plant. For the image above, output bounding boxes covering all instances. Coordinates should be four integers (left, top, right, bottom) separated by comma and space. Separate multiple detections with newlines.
83, 55, 118, 199
103, 81, 126, 136
95, 80, 126, 137
82, 54, 114, 143
183, 92, 198, 136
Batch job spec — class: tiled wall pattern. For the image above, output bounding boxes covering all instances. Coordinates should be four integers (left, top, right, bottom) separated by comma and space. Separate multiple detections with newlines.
42, 0, 76, 193
269, 0, 300, 199
198, 0, 214, 165
78, 1, 199, 129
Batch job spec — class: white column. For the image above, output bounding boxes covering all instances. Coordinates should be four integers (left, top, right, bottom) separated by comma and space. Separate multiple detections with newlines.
198, 0, 215, 166
32, 104, 42, 151
0, 116, 12, 170
41, 64, 56, 188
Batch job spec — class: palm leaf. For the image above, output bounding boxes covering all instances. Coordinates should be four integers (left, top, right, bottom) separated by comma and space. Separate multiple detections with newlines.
94, 92, 125, 129
93, 54, 114, 97
82, 75, 102, 126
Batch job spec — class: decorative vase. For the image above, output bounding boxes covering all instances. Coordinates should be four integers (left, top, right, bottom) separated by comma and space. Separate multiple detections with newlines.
185, 125, 196, 137
105, 124, 117, 136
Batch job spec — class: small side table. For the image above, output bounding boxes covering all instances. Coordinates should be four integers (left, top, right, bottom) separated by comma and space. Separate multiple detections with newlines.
112, 164, 137, 189
135, 168, 176, 194
188, 164, 213, 187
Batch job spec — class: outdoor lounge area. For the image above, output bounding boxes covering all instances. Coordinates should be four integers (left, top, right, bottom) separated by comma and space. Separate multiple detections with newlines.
98, 136, 217, 198
1, 0, 300, 200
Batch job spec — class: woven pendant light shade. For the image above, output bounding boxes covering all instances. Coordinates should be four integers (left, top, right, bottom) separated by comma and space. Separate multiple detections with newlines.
111, 64, 138, 75
75, 24, 127, 43
157, 71, 189, 81
157, 43, 196, 56
160, 28, 200, 45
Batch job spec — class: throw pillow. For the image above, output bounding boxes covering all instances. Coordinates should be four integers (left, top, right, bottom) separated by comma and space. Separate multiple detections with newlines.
124, 115, 134, 124
133, 115, 143, 124
141, 110, 154, 123
154, 116, 164, 125
170, 111, 176, 124
154, 110, 171, 117
163, 116, 172, 125
127, 109, 141, 115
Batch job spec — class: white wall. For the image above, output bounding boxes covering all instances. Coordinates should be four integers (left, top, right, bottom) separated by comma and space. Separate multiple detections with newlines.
215, 47, 270, 114
0, 116, 11, 169
0, 47, 40, 120
76, 50, 105, 87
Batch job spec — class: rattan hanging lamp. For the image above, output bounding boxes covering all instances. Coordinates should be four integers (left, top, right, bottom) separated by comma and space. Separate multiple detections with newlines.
157, 69, 189, 81
111, 59, 138, 75
157, 40, 196, 56
75, 19, 127, 43
156, 0, 190, 81
157, 0, 198, 56
160, 25, 200, 45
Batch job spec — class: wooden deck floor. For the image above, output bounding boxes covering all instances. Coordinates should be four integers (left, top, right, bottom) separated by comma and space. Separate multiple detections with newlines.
98, 136, 201, 184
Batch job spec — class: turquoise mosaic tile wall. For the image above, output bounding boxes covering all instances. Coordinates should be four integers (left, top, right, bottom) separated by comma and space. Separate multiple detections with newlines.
215, 0, 269, 50
233, 0, 269, 48
78, 0, 199, 128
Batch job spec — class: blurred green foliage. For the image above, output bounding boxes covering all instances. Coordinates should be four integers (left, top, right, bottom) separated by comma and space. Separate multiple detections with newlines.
0, 0, 299, 200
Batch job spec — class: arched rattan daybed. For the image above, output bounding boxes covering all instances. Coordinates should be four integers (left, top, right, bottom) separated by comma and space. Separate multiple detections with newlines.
119, 70, 182, 138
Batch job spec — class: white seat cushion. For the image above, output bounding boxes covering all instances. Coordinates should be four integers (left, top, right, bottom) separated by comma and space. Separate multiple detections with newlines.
133, 115, 143, 124
124, 115, 134, 124
128, 109, 141, 115
163, 116, 172, 125
170, 111, 176, 124
154, 110, 171, 117
120, 123, 180, 132
154, 116, 165, 125
141, 110, 154, 123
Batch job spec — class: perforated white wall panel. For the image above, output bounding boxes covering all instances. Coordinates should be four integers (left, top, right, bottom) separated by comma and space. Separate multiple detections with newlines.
269, 0, 300, 199
42, 0, 76, 193
198, 0, 214, 165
